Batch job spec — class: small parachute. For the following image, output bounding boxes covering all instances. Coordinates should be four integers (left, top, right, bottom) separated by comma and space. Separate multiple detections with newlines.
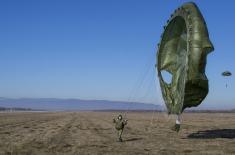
222, 71, 232, 76
222, 71, 232, 87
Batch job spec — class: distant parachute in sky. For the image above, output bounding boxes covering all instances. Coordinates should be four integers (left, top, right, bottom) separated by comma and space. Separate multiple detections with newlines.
222, 71, 232, 76
222, 71, 232, 87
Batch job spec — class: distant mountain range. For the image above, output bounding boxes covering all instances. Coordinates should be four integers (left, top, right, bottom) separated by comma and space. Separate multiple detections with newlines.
0, 97, 162, 111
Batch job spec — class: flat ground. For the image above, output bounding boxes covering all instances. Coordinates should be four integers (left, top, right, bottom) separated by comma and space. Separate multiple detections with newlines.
0, 112, 235, 155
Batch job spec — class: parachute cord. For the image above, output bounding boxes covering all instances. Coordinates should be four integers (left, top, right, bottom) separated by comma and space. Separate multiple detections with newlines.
123, 62, 153, 119
127, 64, 160, 131
123, 51, 156, 119
148, 71, 160, 130
146, 66, 163, 134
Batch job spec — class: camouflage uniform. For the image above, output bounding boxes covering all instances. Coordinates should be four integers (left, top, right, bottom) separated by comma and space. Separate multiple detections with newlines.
113, 114, 127, 142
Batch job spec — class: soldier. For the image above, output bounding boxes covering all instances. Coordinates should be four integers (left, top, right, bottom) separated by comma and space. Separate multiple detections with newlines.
113, 114, 127, 142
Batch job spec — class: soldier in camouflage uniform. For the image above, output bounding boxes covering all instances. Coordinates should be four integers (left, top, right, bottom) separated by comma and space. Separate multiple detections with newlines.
113, 114, 127, 142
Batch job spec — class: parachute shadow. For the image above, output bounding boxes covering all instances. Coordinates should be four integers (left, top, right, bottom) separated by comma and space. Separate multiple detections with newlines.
187, 129, 235, 139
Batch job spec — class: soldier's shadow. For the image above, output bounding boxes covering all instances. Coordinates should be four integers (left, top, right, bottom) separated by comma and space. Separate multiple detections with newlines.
124, 137, 143, 142
187, 129, 235, 139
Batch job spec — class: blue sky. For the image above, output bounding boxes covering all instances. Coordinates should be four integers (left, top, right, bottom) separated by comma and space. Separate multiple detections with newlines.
0, 0, 234, 109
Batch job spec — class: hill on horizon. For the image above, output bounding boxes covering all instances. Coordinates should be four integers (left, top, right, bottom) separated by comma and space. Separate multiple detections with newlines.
0, 97, 162, 111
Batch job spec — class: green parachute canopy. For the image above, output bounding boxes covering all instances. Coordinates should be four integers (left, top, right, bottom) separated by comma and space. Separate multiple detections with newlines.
156, 2, 214, 114
222, 71, 232, 76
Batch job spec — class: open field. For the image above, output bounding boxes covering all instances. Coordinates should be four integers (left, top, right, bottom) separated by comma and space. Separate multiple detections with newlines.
0, 112, 235, 155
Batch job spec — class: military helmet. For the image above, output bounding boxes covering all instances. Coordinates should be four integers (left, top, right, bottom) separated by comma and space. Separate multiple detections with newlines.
118, 114, 123, 120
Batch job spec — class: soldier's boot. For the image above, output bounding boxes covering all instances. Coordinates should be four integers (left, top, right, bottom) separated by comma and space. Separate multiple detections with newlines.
172, 115, 181, 132
172, 123, 180, 132
118, 137, 123, 142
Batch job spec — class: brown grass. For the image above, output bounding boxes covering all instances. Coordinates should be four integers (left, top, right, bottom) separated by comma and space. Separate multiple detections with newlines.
0, 112, 235, 155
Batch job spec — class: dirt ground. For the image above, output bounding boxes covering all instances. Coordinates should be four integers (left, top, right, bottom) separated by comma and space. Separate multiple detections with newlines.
0, 111, 235, 155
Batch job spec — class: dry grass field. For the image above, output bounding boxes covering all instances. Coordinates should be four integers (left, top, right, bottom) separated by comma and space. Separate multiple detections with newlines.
0, 111, 235, 155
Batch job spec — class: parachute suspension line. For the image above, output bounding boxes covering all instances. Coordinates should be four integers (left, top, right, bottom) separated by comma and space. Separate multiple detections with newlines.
149, 87, 157, 128
123, 52, 157, 119
125, 57, 160, 132
147, 68, 162, 130
123, 61, 153, 119
143, 62, 165, 135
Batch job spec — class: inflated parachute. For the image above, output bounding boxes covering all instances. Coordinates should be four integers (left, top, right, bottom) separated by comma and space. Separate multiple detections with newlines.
156, 2, 214, 130
222, 71, 232, 87
222, 71, 232, 77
